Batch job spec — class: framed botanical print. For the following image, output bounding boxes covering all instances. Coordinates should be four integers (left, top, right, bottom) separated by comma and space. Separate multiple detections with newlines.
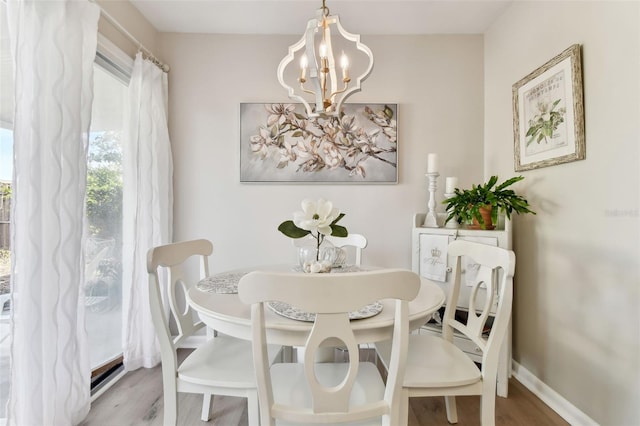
512, 44, 585, 171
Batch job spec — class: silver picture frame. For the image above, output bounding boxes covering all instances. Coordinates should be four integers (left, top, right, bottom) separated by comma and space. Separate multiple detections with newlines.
240, 103, 398, 183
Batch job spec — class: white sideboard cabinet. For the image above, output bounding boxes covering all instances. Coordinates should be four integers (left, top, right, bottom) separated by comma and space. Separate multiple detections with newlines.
411, 213, 512, 397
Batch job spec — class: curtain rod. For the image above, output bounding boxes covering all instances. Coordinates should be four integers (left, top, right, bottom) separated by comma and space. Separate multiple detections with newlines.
97, 5, 170, 73
1, 0, 170, 72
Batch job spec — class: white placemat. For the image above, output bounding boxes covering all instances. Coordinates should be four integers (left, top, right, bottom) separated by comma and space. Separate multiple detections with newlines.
267, 300, 383, 322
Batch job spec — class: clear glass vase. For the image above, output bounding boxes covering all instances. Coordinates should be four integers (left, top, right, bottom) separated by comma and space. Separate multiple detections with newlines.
298, 239, 337, 272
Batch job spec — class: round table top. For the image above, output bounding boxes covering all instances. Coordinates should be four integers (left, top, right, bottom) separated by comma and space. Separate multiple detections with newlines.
187, 265, 446, 346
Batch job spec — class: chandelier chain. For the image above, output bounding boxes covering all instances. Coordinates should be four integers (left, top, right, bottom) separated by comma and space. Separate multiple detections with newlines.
321, 0, 330, 17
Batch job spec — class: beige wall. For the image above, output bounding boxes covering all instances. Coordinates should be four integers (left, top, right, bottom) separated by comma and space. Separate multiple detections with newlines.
96, 0, 161, 61
484, 2, 639, 424
160, 33, 484, 271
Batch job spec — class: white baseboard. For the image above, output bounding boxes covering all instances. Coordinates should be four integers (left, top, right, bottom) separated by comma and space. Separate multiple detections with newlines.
512, 360, 598, 426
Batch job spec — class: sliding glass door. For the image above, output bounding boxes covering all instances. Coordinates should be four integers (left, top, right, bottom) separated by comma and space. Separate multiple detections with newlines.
86, 63, 127, 382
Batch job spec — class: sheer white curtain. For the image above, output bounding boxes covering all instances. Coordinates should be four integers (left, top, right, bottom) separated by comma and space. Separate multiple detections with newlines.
6, 0, 99, 425
122, 53, 173, 371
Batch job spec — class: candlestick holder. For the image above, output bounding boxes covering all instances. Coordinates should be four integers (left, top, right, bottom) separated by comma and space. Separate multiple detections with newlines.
422, 172, 440, 228
443, 192, 459, 229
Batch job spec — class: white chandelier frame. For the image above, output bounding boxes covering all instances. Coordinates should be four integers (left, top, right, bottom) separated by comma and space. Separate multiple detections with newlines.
277, 6, 374, 118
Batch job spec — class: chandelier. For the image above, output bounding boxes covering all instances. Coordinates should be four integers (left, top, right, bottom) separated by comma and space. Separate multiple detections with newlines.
277, 0, 374, 117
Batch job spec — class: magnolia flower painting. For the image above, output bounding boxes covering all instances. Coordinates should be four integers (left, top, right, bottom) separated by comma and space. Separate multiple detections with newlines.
240, 103, 398, 183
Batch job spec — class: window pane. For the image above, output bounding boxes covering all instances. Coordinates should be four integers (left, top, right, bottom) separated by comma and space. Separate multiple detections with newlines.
86, 64, 126, 371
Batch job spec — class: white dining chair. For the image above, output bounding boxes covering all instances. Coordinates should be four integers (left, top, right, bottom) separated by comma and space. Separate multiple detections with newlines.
238, 268, 420, 426
325, 233, 370, 359
376, 239, 515, 426
147, 239, 281, 426
324, 233, 368, 266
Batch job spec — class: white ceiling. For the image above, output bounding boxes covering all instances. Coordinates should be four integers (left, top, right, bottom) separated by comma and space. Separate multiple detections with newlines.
129, 0, 514, 35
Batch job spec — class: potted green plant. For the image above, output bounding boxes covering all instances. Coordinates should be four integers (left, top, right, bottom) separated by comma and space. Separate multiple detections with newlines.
443, 175, 535, 230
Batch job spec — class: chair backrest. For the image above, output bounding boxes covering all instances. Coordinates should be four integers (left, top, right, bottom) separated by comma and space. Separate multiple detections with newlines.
146, 239, 213, 361
238, 269, 420, 425
324, 233, 368, 266
444, 240, 515, 373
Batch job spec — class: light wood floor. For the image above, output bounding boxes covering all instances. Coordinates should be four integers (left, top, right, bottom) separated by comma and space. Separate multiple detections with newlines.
82, 350, 569, 426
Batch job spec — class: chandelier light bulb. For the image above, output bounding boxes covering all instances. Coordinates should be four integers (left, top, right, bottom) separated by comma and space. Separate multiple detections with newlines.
340, 52, 350, 81
319, 42, 327, 59
340, 52, 348, 69
299, 55, 308, 81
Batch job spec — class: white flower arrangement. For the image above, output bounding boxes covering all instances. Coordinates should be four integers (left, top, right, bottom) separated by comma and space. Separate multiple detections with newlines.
278, 198, 348, 273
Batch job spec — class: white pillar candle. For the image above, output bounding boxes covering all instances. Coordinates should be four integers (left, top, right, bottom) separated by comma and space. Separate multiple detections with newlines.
427, 153, 438, 173
445, 177, 458, 193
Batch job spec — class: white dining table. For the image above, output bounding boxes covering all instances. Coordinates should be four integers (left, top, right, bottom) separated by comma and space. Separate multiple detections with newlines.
186, 264, 446, 348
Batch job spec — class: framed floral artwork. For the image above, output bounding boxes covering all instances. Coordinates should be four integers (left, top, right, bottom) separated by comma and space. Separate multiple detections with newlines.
512, 44, 585, 171
240, 103, 398, 183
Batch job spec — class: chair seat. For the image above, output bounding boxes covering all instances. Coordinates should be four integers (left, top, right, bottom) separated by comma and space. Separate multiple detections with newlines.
270, 362, 386, 426
404, 334, 481, 388
179, 334, 281, 388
